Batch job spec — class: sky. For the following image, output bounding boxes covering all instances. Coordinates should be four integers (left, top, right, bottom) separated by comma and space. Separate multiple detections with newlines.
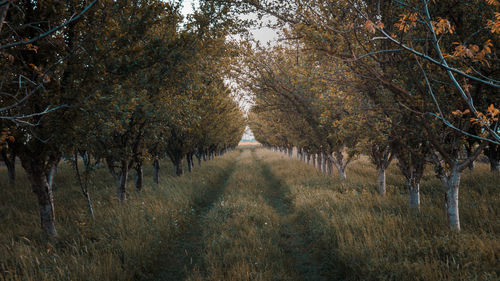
180, 0, 279, 45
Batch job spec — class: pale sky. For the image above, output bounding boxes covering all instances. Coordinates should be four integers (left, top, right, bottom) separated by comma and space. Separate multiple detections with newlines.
181, 0, 197, 16
180, 0, 278, 45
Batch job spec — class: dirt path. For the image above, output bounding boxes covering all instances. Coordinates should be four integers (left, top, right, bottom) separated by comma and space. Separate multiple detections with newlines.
253, 151, 327, 281
151, 148, 327, 281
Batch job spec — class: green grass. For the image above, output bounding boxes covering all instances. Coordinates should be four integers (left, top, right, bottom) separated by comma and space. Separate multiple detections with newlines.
0, 147, 499, 280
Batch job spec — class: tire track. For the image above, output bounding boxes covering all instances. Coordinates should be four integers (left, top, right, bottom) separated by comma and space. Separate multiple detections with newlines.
151, 153, 241, 281
253, 150, 328, 281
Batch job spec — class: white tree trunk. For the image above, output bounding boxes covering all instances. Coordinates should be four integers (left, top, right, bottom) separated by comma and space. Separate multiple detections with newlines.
407, 181, 420, 209
332, 156, 347, 180
338, 166, 346, 180
444, 171, 461, 231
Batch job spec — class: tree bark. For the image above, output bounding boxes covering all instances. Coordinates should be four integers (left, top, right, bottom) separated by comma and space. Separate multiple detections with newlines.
1, 149, 16, 185
6, 158, 15, 185
74, 153, 94, 217
402, 169, 424, 209
485, 144, 500, 172
0, 0, 10, 34
21, 157, 58, 236
442, 170, 461, 231
187, 153, 193, 172
117, 160, 128, 202
322, 153, 328, 173
316, 153, 322, 171
196, 153, 202, 167
47, 165, 57, 190
153, 159, 160, 185
491, 160, 500, 172
135, 163, 143, 192
173, 157, 183, 176
377, 168, 386, 196
327, 157, 333, 176
407, 181, 420, 210
370, 145, 394, 196
331, 151, 349, 180
336, 164, 347, 180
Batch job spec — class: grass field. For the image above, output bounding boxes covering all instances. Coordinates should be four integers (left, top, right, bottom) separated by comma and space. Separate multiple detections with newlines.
0, 147, 499, 280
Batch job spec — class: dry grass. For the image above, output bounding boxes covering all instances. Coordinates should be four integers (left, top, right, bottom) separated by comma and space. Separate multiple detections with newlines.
185, 149, 300, 281
257, 149, 500, 281
0, 147, 498, 281
0, 152, 239, 281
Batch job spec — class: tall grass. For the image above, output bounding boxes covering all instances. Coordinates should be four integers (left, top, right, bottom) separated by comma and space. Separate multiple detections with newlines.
186, 149, 300, 281
0, 152, 238, 281
1, 147, 498, 280
258, 149, 499, 280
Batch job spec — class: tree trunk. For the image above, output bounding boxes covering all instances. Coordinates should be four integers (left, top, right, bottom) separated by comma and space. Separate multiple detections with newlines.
443, 171, 461, 231
1, 149, 16, 185
322, 153, 328, 173
187, 154, 193, 172
327, 157, 333, 176
399, 165, 424, 209
491, 160, 500, 172
306, 153, 310, 165
465, 146, 475, 171
407, 181, 420, 210
7, 159, 15, 185
117, 161, 129, 202
0, 0, 10, 33
47, 164, 57, 190
203, 152, 207, 161
135, 163, 143, 192
21, 158, 57, 236
377, 168, 386, 196
337, 165, 346, 180
485, 144, 500, 172
468, 161, 474, 171
153, 159, 160, 185
174, 157, 183, 176
331, 155, 348, 180
312, 154, 316, 168
196, 154, 202, 167
74, 153, 94, 217
318, 154, 323, 170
